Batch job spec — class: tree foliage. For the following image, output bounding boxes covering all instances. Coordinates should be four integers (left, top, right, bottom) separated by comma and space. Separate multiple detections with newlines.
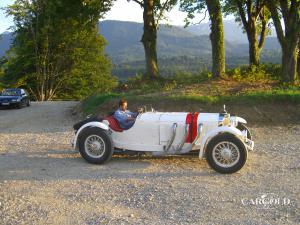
2, 0, 116, 100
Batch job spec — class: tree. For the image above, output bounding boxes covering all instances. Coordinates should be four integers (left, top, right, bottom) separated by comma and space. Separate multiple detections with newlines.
0, 57, 6, 89
224, 0, 271, 66
4, 0, 116, 100
130, 0, 177, 79
180, 0, 225, 78
267, 0, 300, 83
298, 41, 300, 79
60, 32, 117, 99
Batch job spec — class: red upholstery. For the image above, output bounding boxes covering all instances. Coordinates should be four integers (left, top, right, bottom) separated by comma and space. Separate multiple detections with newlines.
104, 115, 123, 132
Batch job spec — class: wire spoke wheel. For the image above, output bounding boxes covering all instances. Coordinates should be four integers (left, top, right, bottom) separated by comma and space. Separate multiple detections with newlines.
84, 135, 106, 158
78, 127, 113, 164
212, 141, 240, 168
206, 134, 248, 174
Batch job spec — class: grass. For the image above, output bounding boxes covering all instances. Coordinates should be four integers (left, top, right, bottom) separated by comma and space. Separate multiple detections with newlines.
82, 85, 300, 114
82, 93, 122, 114
81, 65, 299, 114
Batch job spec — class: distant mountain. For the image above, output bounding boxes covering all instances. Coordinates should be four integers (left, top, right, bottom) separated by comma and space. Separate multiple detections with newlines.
187, 20, 277, 44
0, 32, 13, 56
187, 20, 248, 44
0, 20, 281, 79
99, 20, 213, 63
1, 20, 280, 60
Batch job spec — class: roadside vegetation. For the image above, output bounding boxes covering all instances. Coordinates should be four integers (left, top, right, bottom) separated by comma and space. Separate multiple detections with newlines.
82, 65, 300, 116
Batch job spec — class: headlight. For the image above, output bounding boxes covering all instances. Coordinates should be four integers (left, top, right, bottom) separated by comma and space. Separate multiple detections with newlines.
230, 116, 239, 127
219, 113, 231, 126
11, 99, 17, 102
223, 115, 231, 126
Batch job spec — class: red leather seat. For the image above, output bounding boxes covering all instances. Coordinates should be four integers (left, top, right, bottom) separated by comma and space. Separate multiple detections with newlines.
104, 115, 123, 132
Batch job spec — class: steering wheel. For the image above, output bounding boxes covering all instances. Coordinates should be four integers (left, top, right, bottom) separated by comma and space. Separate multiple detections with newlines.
137, 105, 155, 113
137, 106, 145, 114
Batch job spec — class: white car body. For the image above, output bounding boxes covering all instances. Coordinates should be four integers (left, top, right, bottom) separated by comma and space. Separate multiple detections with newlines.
72, 111, 254, 159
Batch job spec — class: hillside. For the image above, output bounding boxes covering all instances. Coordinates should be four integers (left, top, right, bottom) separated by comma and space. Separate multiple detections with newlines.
99, 20, 213, 63
186, 20, 277, 44
0, 32, 13, 57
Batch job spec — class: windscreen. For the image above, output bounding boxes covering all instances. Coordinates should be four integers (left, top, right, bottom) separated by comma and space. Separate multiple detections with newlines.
1, 89, 21, 96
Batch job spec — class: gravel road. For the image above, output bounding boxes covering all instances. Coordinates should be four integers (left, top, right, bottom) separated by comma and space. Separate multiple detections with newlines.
0, 102, 299, 225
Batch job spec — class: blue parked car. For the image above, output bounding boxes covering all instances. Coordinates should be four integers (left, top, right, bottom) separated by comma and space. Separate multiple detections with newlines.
0, 88, 31, 108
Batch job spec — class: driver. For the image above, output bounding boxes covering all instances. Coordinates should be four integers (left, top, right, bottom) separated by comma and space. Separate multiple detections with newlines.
113, 99, 139, 130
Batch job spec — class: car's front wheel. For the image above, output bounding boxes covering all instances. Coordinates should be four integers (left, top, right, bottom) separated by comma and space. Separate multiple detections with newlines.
78, 127, 113, 164
206, 133, 248, 174
17, 100, 26, 109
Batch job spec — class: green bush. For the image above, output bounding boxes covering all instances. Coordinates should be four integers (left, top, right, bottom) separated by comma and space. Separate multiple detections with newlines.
171, 70, 211, 85
125, 71, 212, 93
226, 64, 281, 81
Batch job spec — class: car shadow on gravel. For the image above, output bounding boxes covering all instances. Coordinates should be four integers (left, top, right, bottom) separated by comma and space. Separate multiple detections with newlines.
0, 150, 214, 181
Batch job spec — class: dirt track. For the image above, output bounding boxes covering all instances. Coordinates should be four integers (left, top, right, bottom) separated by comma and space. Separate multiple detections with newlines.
0, 102, 299, 224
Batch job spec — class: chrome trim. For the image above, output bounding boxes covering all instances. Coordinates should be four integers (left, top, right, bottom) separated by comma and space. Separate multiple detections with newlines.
192, 123, 203, 146
176, 124, 190, 152
164, 123, 177, 152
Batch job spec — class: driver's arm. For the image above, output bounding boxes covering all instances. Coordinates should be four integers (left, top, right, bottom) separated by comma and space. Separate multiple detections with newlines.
128, 111, 139, 118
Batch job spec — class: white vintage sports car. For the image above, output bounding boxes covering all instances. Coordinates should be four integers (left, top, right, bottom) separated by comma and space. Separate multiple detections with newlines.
71, 106, 254, 174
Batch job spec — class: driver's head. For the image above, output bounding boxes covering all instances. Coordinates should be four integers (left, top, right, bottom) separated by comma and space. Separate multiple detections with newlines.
119, 99, 127, 111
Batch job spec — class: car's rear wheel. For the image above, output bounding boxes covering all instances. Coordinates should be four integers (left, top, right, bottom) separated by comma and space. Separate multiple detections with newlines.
78, 127, 113, 164
206, 133, 248, 174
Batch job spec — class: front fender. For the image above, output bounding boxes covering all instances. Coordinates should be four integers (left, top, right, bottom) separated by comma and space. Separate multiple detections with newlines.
231, 116, 247, 126
236, 116, 247, 124
73, 122, 109, 150
198, 126, 246, 158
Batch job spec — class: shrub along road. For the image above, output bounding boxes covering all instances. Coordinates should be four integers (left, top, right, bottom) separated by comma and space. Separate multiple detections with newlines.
0, 101, 299, 224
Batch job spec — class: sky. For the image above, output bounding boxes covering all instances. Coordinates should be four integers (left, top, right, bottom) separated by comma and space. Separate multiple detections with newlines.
0, 0, 13, 33
0, 0, 209, 33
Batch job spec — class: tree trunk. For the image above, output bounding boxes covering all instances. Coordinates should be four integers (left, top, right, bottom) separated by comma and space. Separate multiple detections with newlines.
205, 0, 225, 78
248, 31, 260, 66
267, 0, 300, 83
281, 40, 298, 83
141, 0, 159, 79
247, 19, 261, 66
236, 1, 269, 67
297, 41, 300, 80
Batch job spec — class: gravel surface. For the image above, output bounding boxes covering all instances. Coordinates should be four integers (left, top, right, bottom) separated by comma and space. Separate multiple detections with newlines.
0, 101, 299, 225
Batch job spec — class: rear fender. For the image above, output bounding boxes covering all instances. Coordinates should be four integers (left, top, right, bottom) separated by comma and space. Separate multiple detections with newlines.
199, 126, 246, 158
73, 122, 109, 150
